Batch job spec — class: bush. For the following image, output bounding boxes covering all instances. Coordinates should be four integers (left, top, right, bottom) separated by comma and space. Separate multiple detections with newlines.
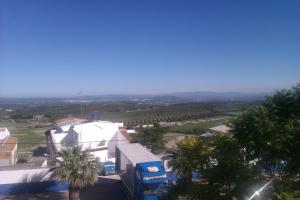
132, 123, 167, 154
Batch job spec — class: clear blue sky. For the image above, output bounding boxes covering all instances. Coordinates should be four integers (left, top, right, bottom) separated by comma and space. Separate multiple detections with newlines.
1, 0, 299, 97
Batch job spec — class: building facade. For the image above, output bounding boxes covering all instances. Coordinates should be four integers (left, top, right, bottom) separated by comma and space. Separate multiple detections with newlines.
0, 128, 18, 166
45, 119, 128, 163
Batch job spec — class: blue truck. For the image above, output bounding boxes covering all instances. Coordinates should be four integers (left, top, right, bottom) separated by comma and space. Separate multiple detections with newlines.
116, 143, 168, 200
100, 161, 116, 176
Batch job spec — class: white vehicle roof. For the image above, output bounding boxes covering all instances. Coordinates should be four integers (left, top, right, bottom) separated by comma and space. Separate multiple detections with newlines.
117, 143, 161, 165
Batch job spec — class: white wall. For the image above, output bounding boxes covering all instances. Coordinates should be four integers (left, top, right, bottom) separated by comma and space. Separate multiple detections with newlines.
10, 144, 18, 165
51, 132, 74, 151
50, 121, 127, 163
0, 158, 9, 166
0, 168, 51, 184
0, 128, 10, 140
107, 131, 129, 158
51, 133, 68, 144
90, 150, 108, 163
74, 121, 119, 150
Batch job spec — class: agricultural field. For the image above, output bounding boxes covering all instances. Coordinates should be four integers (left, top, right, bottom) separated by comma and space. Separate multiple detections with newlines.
0, 100, 259, 161
0, 118, 53, 161
163, 132, 192, 151
168, 118, 229, 134
161, 118, 231, 151
2, 101, 257, 127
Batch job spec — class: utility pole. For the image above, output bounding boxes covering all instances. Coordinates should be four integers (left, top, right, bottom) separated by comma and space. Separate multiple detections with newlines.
79, 91, 83, 146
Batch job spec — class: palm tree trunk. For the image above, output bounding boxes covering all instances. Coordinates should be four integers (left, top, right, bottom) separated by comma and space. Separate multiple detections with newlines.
69, 187, 80, 200
183, 171, 193, 184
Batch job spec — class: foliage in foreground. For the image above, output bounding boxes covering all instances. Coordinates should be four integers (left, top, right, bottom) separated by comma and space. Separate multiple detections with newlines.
231, 84, 300, 175
170, 84, 300, 199
50, 146, 98, 200
131, 123, 167, 153
170, 135, 257, 200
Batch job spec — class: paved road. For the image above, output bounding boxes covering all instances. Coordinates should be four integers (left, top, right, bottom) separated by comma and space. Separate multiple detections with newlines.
0, 176, 127, 200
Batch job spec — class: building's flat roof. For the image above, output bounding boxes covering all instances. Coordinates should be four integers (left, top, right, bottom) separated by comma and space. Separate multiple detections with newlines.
54, 117, 86, 126
72, 121, 120, 140
117, 143, 161, 165
209, 124, 230, 133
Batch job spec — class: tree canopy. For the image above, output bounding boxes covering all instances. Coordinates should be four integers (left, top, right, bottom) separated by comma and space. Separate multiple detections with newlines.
170, 84, 300, 199
131, 123, 166, 153
231, 84, 300, 175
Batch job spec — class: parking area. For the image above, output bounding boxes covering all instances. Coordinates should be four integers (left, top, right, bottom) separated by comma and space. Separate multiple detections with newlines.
0, 176, 127, 200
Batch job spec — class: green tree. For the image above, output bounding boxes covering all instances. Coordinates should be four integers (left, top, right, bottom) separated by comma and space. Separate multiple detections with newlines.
207, 135, 256, 199
170, 135, 257, 200
169, 137, 213, 199
270, 192, 300, 200
169, 84, 300, 199
132, 123, 166, 153
229, 84, 300, 198
264, 86, 300, 174
230, 85, 300, 175
174, 137, 211, 183
229, 107, 275, 162
50, 146, 98, 200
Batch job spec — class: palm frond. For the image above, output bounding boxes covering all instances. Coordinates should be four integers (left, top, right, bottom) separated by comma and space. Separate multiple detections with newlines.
49, 146, 99, 189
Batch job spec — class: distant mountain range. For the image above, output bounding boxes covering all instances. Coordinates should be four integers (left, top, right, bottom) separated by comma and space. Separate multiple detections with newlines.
169, 91, 269, 102
0, 91, 270, 105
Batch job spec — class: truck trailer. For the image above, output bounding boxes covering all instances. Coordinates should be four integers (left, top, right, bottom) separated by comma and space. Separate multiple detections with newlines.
116, 143, 168, 200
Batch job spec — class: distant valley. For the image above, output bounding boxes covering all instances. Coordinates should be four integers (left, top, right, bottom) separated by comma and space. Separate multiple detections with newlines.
0, 91, 269, 105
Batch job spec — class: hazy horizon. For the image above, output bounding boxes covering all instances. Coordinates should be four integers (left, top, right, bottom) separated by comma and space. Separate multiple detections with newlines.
0, 81, 295, 98
0, 89, 276, 99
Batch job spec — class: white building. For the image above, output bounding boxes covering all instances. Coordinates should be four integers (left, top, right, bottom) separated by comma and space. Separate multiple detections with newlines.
46, 120, 129, 163
0, 127, 10, 140
0, 127, 18, 166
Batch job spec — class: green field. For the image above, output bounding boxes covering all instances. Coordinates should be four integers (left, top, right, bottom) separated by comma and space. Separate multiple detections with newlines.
168, 118, 228, 134
0, 119, 53, 152
0, 101, 254, 158
3, 101, 254, 127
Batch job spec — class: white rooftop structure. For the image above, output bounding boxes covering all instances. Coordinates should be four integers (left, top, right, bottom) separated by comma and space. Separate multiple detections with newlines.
117, 143, 161, 166
126, 129, 136, 134
49, 121, 128, 162
200, 132, 214, 137
209, 124, 230, 133
0, 127, 10, 141
73, 121, 119, 149
54, 117, 86, 127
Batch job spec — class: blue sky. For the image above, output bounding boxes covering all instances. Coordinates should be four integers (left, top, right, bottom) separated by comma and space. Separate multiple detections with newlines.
1, 0, 299, 97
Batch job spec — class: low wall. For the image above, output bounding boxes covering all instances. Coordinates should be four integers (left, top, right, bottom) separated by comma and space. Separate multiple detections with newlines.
0, 168, 68, 195
0, 181, 68, 195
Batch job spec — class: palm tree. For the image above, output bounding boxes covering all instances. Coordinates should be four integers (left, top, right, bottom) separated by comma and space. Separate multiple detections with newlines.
50, 146, 98, 200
